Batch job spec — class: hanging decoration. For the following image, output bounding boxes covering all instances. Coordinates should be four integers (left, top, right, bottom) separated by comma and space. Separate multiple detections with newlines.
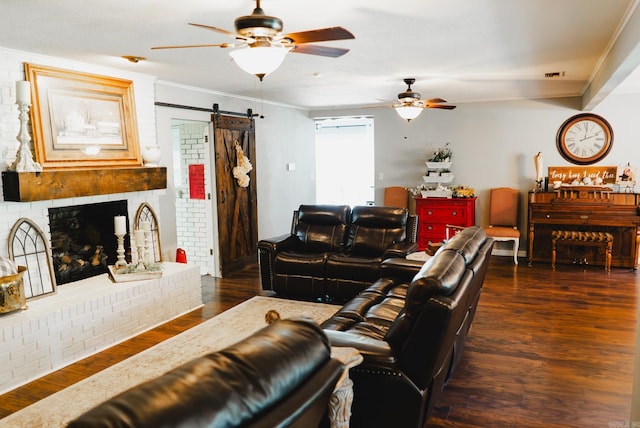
232, 140, 252, 187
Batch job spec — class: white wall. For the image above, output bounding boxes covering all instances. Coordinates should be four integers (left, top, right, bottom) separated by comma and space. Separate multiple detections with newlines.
311, 93, 640, 246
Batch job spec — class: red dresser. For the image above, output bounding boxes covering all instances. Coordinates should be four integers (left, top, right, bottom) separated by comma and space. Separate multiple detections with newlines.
414, 197, 477, 249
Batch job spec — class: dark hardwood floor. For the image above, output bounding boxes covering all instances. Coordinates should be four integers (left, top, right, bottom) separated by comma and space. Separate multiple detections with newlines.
0, 257, 637, 427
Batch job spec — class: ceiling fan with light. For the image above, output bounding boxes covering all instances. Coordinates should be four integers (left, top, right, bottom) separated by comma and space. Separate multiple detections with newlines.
151, 0, 355, 80
392, 78, 456, 121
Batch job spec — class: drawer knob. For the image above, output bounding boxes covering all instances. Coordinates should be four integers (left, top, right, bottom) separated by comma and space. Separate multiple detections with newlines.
428, 210, 433, 215
428, 225, 433, 230
452, 211, 457, 216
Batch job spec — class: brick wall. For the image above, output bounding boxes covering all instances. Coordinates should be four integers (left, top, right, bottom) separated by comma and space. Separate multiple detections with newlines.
174, 122, 215, 274
0, 262, 202, 394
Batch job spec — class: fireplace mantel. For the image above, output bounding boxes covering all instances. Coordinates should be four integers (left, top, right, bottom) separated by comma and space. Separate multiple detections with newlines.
2, 167, 167, 202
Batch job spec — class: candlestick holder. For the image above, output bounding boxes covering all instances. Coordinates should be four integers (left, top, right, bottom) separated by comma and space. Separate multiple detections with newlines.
115, 232, 127, 268
144, 230, 153, 265
9, 101, 42, 172
136, 243, 146, 270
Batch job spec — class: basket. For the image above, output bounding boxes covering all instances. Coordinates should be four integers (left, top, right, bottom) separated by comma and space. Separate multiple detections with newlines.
0, 266, 27, 314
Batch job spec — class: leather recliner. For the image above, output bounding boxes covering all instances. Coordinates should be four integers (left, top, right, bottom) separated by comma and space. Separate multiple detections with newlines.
66, 319, 344, 428
322, 226, 494, 427
258, 204, 418, 302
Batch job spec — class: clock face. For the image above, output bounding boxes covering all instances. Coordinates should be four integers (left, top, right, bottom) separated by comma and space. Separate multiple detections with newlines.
556, 113, 613, 165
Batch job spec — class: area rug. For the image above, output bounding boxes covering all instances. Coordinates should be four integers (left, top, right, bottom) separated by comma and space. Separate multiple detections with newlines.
1, 296, 341, 427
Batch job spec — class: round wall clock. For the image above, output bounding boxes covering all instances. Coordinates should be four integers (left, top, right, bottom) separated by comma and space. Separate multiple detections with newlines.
556, 113, 613, 165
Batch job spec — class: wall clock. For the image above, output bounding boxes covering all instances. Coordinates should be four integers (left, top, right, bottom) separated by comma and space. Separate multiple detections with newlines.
556, 113, 613, 165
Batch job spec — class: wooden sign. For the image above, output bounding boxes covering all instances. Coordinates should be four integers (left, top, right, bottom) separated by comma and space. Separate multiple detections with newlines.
188, 164, 206, 199
548, 166, 618, 186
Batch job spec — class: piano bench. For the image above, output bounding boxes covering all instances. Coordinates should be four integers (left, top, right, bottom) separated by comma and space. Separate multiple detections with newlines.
551, 230, 613, 273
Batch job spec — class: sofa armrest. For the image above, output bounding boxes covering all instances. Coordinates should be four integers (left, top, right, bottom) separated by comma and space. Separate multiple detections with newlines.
323, 330, 396, 366
257, 234, 301, 291
380, 258, 425, 282
258, 234, 301, 252
383, 241, 419, 259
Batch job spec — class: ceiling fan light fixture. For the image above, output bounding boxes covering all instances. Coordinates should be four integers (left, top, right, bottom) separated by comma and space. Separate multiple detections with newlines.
394, 104, 423, 121
229, 45, 289, 80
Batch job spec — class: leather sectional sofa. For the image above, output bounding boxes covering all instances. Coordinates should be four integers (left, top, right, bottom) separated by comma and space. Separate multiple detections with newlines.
322, 226, 494, 427
258, 204, 418, 302
67, 319, 344, 428
68, 226, 493, 428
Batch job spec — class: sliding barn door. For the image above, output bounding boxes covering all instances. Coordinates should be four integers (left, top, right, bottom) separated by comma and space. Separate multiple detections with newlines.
212, 113, 258, 275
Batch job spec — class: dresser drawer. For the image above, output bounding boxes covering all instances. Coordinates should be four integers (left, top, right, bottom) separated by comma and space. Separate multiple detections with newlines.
418, 229, 446, 248
417, 206, 469, 223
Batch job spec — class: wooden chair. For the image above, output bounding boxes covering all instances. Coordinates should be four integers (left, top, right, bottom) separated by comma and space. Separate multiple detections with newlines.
383, 186, 409, 208
483, 187, 520, 264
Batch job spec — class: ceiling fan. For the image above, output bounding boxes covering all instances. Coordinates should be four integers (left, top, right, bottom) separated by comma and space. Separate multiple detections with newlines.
151, 0, 355, 80
392, 78, 456, 121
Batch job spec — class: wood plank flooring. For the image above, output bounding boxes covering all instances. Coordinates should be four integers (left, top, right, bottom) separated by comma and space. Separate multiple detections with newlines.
0, 257, 637, 427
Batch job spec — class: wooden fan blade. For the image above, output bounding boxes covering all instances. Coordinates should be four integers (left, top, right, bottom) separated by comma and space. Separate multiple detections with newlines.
290, 44, 349, 57
188, 23, 245, 39
425, 98, 447, 104
425, 104, 457, 110
151, 43, 233, 50
282, 27, 354, 44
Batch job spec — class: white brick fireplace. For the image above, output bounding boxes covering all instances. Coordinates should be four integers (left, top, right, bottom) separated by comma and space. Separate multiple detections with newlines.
0, 48, 204, 395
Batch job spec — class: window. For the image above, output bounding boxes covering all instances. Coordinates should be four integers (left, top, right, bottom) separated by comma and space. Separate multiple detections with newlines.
315, 117, 374, 206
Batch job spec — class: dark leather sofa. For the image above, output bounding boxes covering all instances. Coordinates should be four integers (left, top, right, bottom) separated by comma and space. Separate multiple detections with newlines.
258, 204, 418, 302
66, 319, 344, 428
321, 226, 494, 427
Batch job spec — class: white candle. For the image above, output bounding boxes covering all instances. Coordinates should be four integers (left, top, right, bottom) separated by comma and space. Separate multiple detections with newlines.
140, 220, 151, 232
16, 81, 31, 104
114, 216, 126, 235
134, 229, 145, 247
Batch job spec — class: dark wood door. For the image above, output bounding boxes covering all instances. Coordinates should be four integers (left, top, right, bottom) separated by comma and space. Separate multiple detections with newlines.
212, 113, 257, 275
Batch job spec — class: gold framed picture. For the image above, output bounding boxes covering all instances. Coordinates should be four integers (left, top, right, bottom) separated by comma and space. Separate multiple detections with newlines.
24, 63, 142, 169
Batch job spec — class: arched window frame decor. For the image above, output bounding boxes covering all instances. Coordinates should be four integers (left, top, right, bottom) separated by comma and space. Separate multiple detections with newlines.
134, 203, 163, 262
8, 218, 57, 299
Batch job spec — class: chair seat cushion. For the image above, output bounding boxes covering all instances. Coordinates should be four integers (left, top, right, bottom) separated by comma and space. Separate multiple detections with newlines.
483, 226, 520, 239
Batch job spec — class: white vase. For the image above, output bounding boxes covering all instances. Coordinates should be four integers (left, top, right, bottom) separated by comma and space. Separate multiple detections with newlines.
142, 146, 161, 166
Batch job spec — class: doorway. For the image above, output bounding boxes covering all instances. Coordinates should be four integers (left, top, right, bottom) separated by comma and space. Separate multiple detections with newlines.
314, 116, 375, 206
171, 119, 219, 276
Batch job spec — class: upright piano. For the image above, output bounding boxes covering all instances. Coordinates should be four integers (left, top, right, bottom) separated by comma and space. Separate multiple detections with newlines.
527, 189, 640, 269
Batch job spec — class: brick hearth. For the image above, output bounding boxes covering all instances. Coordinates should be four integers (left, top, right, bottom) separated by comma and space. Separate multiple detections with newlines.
0, 262, 202, 394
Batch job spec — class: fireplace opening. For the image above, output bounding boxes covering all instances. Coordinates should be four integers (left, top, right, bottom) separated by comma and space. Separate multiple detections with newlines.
49, 200, 130, 285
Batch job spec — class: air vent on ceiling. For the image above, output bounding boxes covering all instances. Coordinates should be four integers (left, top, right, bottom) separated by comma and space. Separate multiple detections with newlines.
544, 71, 565, 79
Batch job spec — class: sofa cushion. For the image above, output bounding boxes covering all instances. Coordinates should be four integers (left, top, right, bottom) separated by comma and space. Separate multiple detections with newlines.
440, 226, 487, 264
346, 206, 408, 256
295, 205, 350, 253
275, 251, 328, 277
384, 250, 466, 352
325, 253, 383, 282
67, 319, 343, 428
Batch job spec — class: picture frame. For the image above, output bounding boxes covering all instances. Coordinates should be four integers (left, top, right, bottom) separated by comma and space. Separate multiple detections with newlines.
24, 63, 142, 169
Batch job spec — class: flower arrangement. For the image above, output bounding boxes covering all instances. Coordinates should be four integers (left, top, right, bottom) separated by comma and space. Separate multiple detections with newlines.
407, 183, 431, 196
232, 141, 253, 187
452, 185, 475, 198
427, 142, 453, 163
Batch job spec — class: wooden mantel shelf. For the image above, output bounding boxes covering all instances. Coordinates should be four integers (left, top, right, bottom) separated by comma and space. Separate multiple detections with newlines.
2, 167, 167, 202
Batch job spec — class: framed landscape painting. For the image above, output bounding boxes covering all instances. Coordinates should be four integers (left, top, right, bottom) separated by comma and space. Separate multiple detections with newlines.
24, 63, 142, 169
